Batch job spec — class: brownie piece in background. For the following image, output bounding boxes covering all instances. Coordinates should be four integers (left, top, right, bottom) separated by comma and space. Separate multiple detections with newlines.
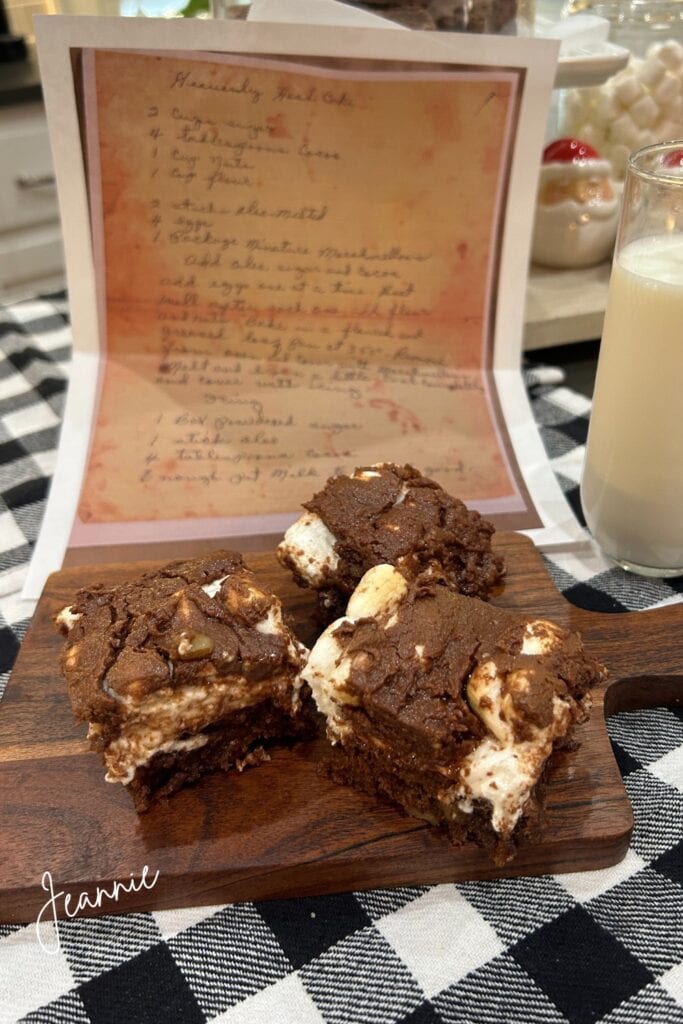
279, 463, 505, 621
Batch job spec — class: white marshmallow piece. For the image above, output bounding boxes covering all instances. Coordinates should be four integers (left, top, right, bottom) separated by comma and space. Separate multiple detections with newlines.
654, 40, 683, 70
613, 74, 643, 107
629, 93, 659, 130
56, 606, 82, 631
279, 511, 339, 586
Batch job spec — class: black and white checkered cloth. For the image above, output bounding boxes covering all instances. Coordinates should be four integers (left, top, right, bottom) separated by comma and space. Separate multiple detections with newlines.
1, 294, 681, 1024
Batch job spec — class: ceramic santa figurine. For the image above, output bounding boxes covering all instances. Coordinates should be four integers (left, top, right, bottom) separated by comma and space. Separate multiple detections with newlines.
532, 138, 620, 269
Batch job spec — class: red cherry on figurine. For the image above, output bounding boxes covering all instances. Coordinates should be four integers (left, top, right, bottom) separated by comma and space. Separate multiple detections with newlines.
662, 148, 683, 168
543, 138, 600, 163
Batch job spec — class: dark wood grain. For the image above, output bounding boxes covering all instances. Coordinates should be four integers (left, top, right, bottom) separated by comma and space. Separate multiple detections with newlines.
1, 534, 681, 924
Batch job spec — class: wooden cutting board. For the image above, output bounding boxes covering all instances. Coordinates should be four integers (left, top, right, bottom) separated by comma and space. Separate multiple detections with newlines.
1, 533, 681, 924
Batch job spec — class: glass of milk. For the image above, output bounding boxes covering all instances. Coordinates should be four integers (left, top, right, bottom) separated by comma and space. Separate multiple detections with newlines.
581, 140, 683, 577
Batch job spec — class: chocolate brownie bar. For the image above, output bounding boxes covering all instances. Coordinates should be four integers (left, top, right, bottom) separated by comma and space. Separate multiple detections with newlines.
278, 463, 505, 620
346, 0, 519, 33
55, 551, 309, 811
303, 564, 605, 860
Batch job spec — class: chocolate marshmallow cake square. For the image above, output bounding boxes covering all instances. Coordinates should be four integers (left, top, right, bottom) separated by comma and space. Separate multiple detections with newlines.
303, 564, 605, 859
55, 551, 309, 810
278, 463, 505, 620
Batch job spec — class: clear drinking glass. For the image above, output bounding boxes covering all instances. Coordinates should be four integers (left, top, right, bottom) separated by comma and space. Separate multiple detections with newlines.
581, 140, 683, 577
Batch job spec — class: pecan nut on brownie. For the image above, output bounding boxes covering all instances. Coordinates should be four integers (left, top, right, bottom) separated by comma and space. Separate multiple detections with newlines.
55, 551, 310, 811
302, 564, 606, 861
278, 463, 505, 621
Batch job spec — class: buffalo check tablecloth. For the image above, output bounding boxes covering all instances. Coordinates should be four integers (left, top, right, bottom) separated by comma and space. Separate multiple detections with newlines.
0, 292, 681, 1024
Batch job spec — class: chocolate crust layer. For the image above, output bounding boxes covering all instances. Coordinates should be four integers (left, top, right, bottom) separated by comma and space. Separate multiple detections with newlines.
322, 741, 543, 862
128, 698, 315, 812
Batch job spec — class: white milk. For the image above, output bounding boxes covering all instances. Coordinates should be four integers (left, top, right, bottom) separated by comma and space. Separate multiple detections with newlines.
581, 233, 683, 573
